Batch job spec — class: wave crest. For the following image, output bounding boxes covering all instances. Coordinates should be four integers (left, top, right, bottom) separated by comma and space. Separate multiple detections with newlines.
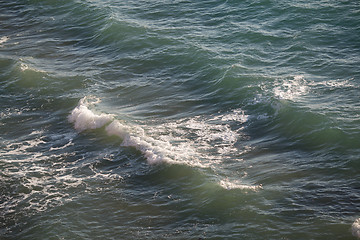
68, 97, 259, 190
68, 97, 113, 132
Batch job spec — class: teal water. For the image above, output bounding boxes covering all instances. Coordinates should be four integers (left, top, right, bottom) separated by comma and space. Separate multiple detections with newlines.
1, 0, 360, 239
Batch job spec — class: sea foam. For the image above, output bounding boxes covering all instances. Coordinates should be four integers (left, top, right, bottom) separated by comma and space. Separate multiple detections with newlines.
106, 120, 173, 164
68, 97, 194, 165
0, 36, 9, 46
68, 97, 113, 132
273, 75, 308, 101
68, 97, 245, 166
218, 179, 262, 191
68, 97, 259, 190
352, 218, 360, 238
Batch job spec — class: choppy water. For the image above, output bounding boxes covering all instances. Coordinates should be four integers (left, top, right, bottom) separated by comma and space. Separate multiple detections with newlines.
1, 0, 360, 239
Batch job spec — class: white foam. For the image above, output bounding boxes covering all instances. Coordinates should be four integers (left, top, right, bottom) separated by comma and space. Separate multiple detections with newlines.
312, 79, 357, 89
68, 98, 260, 190
352, 218, 360, 238
122, 134, 172, 164
106, 120, 198, 165
0, 36, 9, 45
108, 121, 257, 189
2, 131, 47, 163
0, 128, 126, 217
218, 179, 262, 191
67, 98, 202, 165
184, 118, 238, 144
293, 75, 304, 81
211, 108, 249, 123
49, 140, 73, 151
273, 75, 308, 101
19, 63, 46, 73
68, 97, 113, 132
106, 120, 166, 164
68, 98, 248, 166
20, 63, 29, 71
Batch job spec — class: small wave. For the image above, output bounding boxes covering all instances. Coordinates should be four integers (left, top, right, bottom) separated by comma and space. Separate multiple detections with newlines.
353, 218, 360, 238
11, 58, 50, 89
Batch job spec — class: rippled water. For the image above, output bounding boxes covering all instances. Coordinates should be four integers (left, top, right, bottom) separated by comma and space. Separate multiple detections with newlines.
1, 0, 360, 239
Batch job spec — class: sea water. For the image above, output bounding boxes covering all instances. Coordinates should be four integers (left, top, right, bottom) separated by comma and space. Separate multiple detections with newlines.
1, 0, 359, 239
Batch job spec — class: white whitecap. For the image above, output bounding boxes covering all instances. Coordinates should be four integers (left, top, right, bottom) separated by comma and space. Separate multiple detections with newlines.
311, 79, 357, 89
211, 108, 249, 123
273, 75, 308, 101
20, 63, 29, 71
0, 36, 9, 45
68, 97, 113, 132
105, 119, 198, 165
352, 218, 360, 238
19, 59, 46, 73
68, 97, 259, 190
218, 179, 262, 191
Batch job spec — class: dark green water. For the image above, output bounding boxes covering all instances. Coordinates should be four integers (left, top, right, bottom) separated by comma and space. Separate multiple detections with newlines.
1, 0, 360, 239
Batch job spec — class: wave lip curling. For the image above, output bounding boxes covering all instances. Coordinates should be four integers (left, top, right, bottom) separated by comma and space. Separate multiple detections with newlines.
68, 97, 179, 165
68, 97, 113, 132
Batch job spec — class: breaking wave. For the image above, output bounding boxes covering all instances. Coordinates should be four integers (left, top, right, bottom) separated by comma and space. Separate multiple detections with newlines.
68, 97, 260, 190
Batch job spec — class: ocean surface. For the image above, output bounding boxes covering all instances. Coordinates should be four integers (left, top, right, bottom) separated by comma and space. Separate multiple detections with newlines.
1, 0, 360, 239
